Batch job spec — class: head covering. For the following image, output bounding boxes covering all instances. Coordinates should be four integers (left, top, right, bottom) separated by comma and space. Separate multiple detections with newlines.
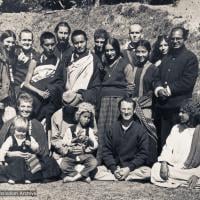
62, 91, 82, 107
75, 102, 95, 121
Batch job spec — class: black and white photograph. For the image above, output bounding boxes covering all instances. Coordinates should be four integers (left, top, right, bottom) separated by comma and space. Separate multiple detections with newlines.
0, 0, 199, 199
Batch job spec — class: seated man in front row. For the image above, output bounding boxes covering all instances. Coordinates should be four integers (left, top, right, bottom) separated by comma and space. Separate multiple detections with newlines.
95, 97, 151, 181
151, 99, 200, 188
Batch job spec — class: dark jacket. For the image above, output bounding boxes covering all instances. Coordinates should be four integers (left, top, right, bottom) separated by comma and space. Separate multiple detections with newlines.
153, 45, 198, 109
54, 43, 74, 62
103, 117, 149, 173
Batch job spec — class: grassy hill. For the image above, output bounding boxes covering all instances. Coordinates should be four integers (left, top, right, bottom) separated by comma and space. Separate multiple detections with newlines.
0, 1, 199, 93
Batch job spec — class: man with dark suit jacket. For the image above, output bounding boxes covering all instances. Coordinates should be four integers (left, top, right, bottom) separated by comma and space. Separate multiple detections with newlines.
153, 27, 199, 152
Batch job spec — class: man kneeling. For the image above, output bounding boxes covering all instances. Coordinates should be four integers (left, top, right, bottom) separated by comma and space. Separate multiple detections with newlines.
151, 99, 200, 188
95, 97, 151, 181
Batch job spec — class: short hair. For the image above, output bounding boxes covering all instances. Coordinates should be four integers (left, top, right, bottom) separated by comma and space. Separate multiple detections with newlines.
105, 37, 121, 58
13, 116, 28, 132
71, 30, 87, 43
54, 21, 71, 35
94, 29, 109, 40
129, 23, 143, 33
170, 26, 189, 41
40, 32, 56, 46
17, 92, 33, 108
135, 39, 151, 52
0, 30, 16, 42
19, 29, 33, 40
118, 97, 136, 110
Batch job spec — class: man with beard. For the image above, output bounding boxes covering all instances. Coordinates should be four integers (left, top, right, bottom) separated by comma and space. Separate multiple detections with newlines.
64, 29, 102, 106
93, 29, 109, 61
54, 22, 73, 62
14, 29, 40, 97
123, 23, 143, 66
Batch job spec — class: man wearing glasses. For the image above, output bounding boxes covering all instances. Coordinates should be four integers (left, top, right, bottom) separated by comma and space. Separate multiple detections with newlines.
153, 27, 199, 152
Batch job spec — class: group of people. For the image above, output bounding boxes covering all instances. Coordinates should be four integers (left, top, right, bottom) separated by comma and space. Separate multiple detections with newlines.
0, 21, 199, 189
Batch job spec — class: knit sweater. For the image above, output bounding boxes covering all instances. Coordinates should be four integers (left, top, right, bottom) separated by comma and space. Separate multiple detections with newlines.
103, 117, 149, 173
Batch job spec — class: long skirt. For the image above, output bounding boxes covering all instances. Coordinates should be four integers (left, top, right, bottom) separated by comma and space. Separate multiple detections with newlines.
97, 96, 122, 164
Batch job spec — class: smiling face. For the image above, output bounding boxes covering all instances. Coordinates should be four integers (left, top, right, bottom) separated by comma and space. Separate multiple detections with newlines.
105, 43, 117, 61
3, 36, 15, 52
20, 32, 33, 51
170, 29, 185, 49
159, 39, 169, 55
135, 45, 149, 64
18, 100, 33, 118
120, 101, 134, 121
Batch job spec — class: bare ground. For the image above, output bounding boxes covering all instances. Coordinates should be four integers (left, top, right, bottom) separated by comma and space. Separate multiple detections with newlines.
0, 180, 199, 200
0, 1, 200, 199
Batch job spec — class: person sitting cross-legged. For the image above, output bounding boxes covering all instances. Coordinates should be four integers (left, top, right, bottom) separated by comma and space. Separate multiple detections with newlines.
60, 102, 98, 182
95, 97, 151, 181
151, 99, 200, 189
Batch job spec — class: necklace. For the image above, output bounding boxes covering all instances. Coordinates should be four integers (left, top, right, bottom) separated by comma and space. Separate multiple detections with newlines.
107, 57, 120, 78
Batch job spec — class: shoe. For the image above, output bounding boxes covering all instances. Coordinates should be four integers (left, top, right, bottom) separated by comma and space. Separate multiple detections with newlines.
8, 179, 15, 184
25, 180, 31, 184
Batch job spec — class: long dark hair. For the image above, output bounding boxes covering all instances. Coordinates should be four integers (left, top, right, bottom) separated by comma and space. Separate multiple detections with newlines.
150, 35, 169, 64
102, 37, 121, 65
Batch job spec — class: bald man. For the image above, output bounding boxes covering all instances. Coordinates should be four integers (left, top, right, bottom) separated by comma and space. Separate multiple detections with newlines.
123, 24, 143, 66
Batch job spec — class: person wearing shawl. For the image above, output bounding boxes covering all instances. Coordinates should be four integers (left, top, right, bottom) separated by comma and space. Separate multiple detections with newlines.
95, 97, 151, 181
64, 29, 102, 106
22, 32, 65, 131
0, 93, 60, 182
151, 99, 200, 188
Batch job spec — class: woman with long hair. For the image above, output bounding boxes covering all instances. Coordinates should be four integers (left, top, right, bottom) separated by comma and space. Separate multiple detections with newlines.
0, 30, 17, 107
97, 37, 134, 164
150, 35, 170, 67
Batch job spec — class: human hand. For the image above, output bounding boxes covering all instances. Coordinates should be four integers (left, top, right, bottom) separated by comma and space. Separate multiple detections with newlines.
158, 88, 169, 97
25, 140, 31, 147
7, 151, 31, 158
118, 167, 130, 180
71, 145, 84, 155
18, 52, 29, 63
78, 135, 89, 143
160, 162, 169, 180
188, 175, 199, 189
114, 168, 122, 180
38, 90, 50, 99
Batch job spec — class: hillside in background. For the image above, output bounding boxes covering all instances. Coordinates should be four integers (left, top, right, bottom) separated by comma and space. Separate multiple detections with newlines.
0, 1, 199, 92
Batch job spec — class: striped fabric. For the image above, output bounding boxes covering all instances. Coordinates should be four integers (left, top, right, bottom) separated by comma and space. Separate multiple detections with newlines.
97, 96, 122, 162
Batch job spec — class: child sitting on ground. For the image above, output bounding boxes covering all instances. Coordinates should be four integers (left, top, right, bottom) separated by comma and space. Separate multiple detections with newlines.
0, 116, 41, 184
60, 102, 98, 182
